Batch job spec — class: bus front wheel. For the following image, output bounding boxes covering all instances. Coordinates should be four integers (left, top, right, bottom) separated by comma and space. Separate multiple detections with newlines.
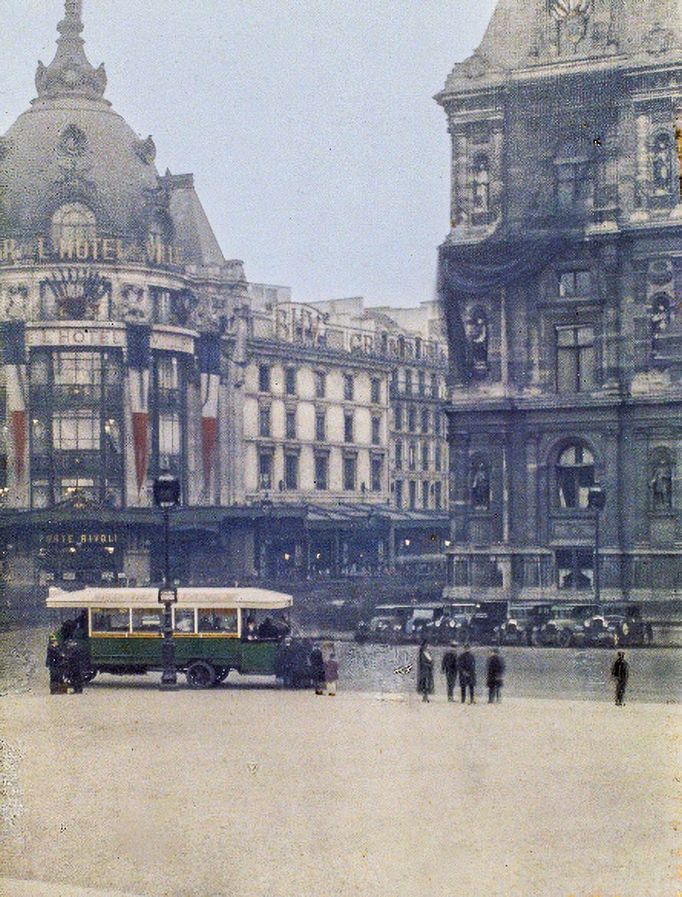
186, 661, 216, 689
214, 666, 230, 684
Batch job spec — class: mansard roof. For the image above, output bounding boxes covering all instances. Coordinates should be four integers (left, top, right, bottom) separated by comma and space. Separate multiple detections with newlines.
438, 0, 681, 100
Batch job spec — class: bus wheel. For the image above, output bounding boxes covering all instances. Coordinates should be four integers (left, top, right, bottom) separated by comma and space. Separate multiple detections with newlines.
82, 669, 97, 683
214, 666, 230, 684
186, 661, 216, 689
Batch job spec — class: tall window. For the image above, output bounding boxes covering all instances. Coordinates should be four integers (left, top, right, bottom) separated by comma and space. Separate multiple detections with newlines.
422, 481, 429, 509
434, 480, 442, 509
404, 370, 413, 396
371, 417, 381, 446
394, 405, 403, 430
285, 410, 297, 440
421, 409, 430, 433
50, 203, 96, 246
343, 455, 357, 491
52, 410, 99, 450
556, 444, 595, 509
395, 480, 403, 508
258, 365, 270, 392
343, 374, 354, 401
421, 443, 429, 471
370, 456, 383, 492
409, 442, 416, 471
435, 444, 442, 472
407, 407, 416, 432
54, 352, 102, 392
556, 548, 594, 590
314, 454, 328, 491
431, 373, 438, 398
258, 406, 271, 438
556, 326, 594, 393
285, 368, 297, 396
344, 413, 354, 444
159, 413, 181, 460
409, 480, 417, 510
395, 440, 403, 470
418, 370, 425, 396
371, 378, 381, 404
559, 270, 591, 299
472, 154, 490, 212
315, 371, 326, 398
284, 453, 298, 490
258, 452, 272, 490
315, 411, 326, 442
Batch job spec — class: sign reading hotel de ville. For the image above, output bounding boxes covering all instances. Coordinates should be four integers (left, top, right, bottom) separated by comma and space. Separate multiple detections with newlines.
0, 235, 184, 266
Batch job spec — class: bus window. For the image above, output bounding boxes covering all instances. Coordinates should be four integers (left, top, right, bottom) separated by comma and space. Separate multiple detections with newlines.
91, 608, 130, 633
131, 609, 162, 633
174, 609, 195, 633
198, 609, 238, 634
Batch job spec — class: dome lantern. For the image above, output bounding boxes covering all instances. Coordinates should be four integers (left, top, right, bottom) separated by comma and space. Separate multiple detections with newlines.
34, 0, 108, 105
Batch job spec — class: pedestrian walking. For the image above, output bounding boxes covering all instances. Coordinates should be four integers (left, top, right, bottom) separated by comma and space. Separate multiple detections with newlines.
62, 631, 86, 694
441, 643, 458, 702
611, 651, 629, 706
458, 644, 476, 704
46, 633, 65, 695
309, 644, 326, 695
417, 640, 434, 702
325, 651, 339, 696
486, 648, 505, 703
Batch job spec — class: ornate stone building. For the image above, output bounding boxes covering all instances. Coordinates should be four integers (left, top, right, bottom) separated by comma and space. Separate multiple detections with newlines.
437, 0, 681, 604
0, 2, 250, 593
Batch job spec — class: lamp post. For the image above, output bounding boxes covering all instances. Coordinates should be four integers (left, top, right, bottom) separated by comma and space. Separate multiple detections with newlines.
587, 484, 607, 612
153, 470, 181, 689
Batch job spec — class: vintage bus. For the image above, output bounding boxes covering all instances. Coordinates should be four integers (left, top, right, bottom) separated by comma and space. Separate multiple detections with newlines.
47, 586, 293, 688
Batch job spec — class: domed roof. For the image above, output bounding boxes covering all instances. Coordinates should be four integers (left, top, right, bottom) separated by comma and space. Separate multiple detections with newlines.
0, 1, 162, 242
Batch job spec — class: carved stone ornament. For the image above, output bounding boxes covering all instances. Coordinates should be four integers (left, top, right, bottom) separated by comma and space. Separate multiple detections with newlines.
134, 136, 157, 166
120, 285, 148, 322
0, 137, 11, 162
461, 52, 491, 80
58, 124, 88, 157
642, 24, 674, 56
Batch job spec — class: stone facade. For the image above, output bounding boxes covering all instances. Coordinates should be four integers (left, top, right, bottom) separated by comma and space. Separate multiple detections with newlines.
437, 0, 682, 604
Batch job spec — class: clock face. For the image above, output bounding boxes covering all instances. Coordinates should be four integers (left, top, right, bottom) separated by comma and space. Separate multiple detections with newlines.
549, 0, 591, 20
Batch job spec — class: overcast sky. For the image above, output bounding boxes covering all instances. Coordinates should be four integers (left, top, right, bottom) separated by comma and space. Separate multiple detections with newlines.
2, 1, 495, 306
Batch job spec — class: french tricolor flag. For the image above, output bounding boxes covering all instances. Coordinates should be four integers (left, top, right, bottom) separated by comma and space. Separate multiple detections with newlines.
126, 324, 151, 494
198, 334, 221, 495
0, 322, 28, 483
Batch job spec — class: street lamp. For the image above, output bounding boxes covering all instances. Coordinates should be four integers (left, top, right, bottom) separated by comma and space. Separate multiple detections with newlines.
153, 470, 181, 689
587, 484, 607, 612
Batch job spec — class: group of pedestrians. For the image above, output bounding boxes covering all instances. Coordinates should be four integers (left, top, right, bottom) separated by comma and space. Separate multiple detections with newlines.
309, 644, 339, 695
418, 641, 505, 704
419, 641, 631, 706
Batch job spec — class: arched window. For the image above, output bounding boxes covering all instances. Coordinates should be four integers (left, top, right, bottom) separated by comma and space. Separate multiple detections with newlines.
50, 203, 96, 246
556, 443, 595, 508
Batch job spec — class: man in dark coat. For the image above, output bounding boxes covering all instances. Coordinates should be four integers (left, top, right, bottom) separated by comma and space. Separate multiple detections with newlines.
458, 644, 476, 704
611, 651, 629, 706
46, 633, 65, 695
417, 640, 434, 702
441, 643, 458, 702
486, 648, 505, 703
309, 645, 326, 695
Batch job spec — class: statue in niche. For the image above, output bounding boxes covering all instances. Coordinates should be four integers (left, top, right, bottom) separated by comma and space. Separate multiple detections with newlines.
467, 309, 489, 369
651, 294, 671, 337
470, 460, 491, 510
472, 155, 490, 212
652, 133, 672, 193
650, 456, 673, 510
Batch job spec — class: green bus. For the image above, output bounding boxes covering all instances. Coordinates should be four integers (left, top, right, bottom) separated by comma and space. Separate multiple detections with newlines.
47, 586, 293, 688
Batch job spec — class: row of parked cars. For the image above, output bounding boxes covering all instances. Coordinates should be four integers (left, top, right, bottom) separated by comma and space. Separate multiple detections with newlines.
355, 601, 654, 648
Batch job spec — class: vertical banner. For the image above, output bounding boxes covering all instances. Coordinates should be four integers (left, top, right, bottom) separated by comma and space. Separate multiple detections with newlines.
126, 323, 150, 494
0, 321, 28, 482
198, 334, 221, 494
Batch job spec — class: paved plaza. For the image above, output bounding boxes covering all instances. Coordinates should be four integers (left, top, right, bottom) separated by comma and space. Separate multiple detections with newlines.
0, 674, 680, 897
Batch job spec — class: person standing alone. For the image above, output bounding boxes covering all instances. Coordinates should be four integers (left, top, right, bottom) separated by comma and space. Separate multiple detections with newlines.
325, 650, 339, 696
441, 643, 458, 702
417, 640, 434, 702
486, 648, 505, 703
611, 651, 629, 706
458, 644, 476, 704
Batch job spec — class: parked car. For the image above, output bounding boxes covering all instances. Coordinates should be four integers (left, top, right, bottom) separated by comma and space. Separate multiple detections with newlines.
463, 602, 509, 645
535, 604, 597, 647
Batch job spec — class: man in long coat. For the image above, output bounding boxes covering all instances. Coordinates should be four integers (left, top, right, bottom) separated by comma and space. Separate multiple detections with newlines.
417, 641, 434, 702
441, 643, 458, 702
611, 651, 629, 706
486, 648, 505, 703
458, 644, 476, 704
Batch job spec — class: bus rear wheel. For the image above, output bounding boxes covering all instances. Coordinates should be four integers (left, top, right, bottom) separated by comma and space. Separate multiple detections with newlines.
186, 661, 216, 689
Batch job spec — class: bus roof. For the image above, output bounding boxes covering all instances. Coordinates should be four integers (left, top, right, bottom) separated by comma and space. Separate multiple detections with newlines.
47, 586, 293, 611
